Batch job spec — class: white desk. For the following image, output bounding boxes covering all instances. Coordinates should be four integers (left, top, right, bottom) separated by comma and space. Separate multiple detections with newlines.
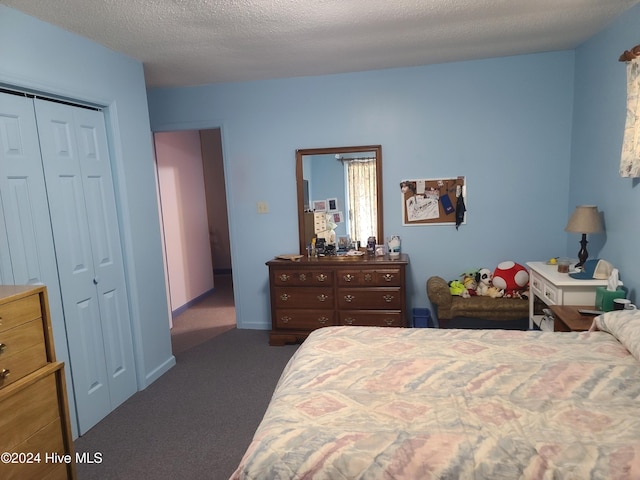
526, 261, 610, 330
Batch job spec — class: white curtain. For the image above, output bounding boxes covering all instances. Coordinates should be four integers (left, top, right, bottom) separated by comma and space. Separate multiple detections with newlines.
347, 159, 377, 243
621, 57, 640, 178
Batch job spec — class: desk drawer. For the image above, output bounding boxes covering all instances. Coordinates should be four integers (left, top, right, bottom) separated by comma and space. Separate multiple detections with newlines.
530, 272, 559, 305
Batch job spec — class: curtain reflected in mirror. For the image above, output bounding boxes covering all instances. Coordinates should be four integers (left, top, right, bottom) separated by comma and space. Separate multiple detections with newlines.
346, 157, 377, 244
296, 145, 383, 255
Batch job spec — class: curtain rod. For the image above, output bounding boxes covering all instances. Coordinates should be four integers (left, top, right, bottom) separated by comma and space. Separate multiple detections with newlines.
619, 44, 640, 62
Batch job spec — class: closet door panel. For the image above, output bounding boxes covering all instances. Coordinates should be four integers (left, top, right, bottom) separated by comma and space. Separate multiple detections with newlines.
35, 99, 135, 433
73, 107, 136, 408
0, 94, 57, 286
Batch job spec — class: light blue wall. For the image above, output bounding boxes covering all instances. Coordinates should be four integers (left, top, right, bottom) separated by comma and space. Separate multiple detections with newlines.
0, 5, 175, 401
570, 3, 640, 303
148, 51, 575, 328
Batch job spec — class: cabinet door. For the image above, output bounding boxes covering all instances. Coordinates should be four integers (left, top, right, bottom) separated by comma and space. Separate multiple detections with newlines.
34, 99, 136, 434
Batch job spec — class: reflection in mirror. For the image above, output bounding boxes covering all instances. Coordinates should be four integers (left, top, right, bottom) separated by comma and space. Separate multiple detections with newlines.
296, 145, 383, 255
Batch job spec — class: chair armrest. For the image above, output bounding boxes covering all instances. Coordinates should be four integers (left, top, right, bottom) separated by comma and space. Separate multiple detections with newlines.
427, 276, 453, 310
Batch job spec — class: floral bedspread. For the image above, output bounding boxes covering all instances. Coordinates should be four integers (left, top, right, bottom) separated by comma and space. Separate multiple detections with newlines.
231, 311, 640, 479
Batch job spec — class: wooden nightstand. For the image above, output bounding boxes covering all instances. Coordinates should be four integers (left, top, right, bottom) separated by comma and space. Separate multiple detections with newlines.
549, 305, 598, 332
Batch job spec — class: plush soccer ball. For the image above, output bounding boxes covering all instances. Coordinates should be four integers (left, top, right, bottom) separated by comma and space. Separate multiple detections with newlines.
492, 261, 529, 296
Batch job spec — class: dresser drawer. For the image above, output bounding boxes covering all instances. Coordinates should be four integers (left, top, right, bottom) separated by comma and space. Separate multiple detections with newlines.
274, 309, 336, 330
338, 287, 402, 309
339, 311, 403, 327
274, 287, 334, 308
273, 270, 332, 286
6, 419, 68, 480
0, 365, 61, 452
0, 294, 42, 333
336, 269, 402, 287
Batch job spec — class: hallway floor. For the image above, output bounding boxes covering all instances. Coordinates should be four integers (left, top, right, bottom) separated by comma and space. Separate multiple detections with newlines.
170, 274, 236, 355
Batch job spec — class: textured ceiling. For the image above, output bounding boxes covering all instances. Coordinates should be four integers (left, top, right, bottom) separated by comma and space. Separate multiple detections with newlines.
2, 0, 639, 88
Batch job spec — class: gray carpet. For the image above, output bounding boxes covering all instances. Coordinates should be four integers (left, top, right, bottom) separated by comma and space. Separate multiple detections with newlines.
74, 329, 299, 479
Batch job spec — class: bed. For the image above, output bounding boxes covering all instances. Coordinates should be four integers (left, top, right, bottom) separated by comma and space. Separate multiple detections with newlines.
231, 310, 640, 479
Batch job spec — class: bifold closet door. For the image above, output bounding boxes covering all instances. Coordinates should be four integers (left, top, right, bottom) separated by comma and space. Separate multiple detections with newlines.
0, 94, 59, 287
34, 99, 136, 434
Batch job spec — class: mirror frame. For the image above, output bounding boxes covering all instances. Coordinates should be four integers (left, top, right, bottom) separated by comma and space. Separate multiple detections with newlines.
296, 145, 383, 255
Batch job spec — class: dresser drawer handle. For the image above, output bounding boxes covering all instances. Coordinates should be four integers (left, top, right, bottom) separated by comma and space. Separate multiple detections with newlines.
278, 273, 291, 282
316, 274, 327, 282
317, 316, 329, 325
317, 294, 329, 302
344, 294, 355, 303
280, 293, 291, 301
281, 316, 291, 324
344, 317, 355, 325
0, 369, 9, 379
0, 343, 5, 354
383, 295, 395, 303
382, 273, 395, 282
343, 274, 355, 282
384, 318, 396, 326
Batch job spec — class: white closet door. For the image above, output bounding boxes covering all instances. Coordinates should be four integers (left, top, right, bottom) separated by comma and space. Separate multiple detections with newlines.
34, 99, 136, 434
0, 92, 79, 435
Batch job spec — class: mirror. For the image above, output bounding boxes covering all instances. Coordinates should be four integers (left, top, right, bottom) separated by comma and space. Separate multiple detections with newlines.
296, 145, 383, 255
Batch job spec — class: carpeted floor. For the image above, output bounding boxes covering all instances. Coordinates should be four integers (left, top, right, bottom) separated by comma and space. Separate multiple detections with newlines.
171, 274, 237, 355
74, 275, 299, 479
74, 329, 299, 479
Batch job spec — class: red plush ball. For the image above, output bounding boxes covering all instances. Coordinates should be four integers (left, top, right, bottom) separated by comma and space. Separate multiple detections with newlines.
492, 261, 529, 293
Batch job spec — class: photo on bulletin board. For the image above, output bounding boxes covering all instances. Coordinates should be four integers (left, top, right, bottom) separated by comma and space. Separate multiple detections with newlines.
400, 177, 466, 226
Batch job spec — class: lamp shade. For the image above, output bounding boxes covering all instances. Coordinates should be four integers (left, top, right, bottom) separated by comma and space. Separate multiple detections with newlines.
565, 205, 603, 234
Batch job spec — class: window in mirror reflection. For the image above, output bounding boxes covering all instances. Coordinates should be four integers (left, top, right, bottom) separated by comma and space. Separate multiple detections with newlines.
345, 156, 377, 244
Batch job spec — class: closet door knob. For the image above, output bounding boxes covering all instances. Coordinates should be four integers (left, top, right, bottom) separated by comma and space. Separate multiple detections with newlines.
93, 277, 100, 285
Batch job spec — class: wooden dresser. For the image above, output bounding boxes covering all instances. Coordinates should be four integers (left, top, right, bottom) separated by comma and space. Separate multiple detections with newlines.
267, 254, 409, 345
0, 285, 76, 479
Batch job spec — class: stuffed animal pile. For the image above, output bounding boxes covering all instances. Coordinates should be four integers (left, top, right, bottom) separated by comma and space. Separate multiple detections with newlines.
449, 261, 529, 299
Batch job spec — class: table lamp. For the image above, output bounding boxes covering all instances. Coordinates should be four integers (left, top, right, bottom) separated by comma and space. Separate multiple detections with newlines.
564, 205, 603, 268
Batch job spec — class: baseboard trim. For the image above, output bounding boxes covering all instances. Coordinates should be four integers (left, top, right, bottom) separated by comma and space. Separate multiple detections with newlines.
141, 355, 176, 389
172, 288, 215, 318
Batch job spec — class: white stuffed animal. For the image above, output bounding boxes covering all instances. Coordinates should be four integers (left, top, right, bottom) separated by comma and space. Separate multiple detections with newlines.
475, 268, 493, 296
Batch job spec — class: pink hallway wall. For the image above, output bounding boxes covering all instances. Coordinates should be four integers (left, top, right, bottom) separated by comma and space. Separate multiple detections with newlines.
200, 129, 232, 271
155, 130, 214, 312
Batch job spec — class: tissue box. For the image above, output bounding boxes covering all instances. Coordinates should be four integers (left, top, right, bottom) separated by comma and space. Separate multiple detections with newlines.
595, 287, 626, 312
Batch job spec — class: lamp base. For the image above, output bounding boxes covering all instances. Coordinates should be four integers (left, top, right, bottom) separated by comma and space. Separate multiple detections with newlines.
576, 233, 589, 268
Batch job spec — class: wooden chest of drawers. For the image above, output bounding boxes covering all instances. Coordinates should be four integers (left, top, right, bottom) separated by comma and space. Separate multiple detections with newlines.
0, 285, 75, 479
267, 254, 408, 345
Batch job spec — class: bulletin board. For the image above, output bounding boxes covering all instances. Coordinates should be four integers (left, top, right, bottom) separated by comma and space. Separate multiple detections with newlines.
400, 177, 466, 226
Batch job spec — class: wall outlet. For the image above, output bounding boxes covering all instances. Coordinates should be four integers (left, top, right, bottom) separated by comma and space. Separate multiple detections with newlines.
257, 201, 269, 214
